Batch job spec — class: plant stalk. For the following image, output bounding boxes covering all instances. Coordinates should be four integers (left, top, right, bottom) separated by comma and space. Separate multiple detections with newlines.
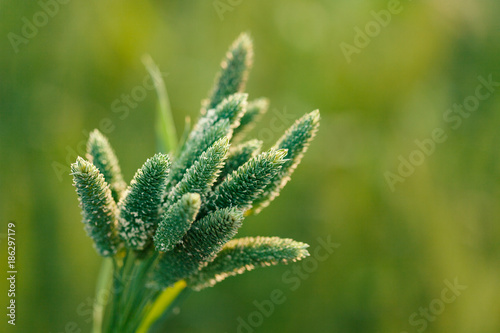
93, 257, 113, 333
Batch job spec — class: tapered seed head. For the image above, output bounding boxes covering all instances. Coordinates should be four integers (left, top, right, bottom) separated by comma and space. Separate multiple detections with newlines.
251, 110, 320, 214
71, 157, 119, 257
204, 33, 253, 111
188, 236, 309, 290
86, 129, 127, 202
202, 148, 288, 215
232, 97, 269, 140
166, 136, 230, 205
151, 207, 244, 289
118, 153, 170, 250
216, 139, 263, 185
154, 193, 201, 252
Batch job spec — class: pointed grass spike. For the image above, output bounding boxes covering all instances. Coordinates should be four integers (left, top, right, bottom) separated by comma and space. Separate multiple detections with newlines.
154, 193, 201, 252
204, 33, 253, 111
252, 110, 320, 214
188, 237, 309, 290
169, 119, 231, 185
202, 149, 287, 215
71, 157, 119, 257
216, 139, 262, 186
86, 129, 126, 202
165, 137, 229, 206
169, 93, 247, 185
232, 97, 269, 140
152, 208, 244, 289
118, 153, 170, 250
213, 93, 248, 129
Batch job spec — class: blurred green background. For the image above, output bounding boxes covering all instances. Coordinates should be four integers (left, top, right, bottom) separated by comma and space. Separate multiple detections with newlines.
1, 0, 500, 332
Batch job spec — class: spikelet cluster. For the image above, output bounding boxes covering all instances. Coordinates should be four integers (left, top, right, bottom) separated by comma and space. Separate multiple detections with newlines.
86, 129, 127, 202
71, 32, 319, 290
188, 237, 310, 290
71, 157, 119, 257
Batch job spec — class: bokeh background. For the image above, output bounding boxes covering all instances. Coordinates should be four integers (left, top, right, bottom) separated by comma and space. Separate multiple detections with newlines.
2, 0, 500, 332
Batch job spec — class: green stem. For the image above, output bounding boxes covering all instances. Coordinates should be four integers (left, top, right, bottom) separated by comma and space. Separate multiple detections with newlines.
117, 251, 141, 330
104, 254, 129, 333
119, 253, 157, 331
92, 258, 113, 333
94, 223, 188, 332
119, 251, 137, 309
109, 260, 121, 332
136, 280, 187, 333
128, 288, 160, 332
149, 287, 191, 333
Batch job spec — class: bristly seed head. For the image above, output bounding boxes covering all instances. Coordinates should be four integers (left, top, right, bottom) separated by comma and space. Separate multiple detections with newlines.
71, 157, 119, 257
70, 33, 319, 292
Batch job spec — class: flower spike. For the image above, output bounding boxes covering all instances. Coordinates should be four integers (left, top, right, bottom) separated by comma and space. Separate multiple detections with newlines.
188, 237, 310, 290
202, 148, 287, 215
71, 157, 119, 257
204, 33, 253, 111
251, 110, 320, 214
232, 97, 269, 140
86, 129, 127, 202
165, 137, 230, 207
154, 193, 201, 252
215, 139, 262, 186
118, 153, 170, 250
152, 208, 244, 289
